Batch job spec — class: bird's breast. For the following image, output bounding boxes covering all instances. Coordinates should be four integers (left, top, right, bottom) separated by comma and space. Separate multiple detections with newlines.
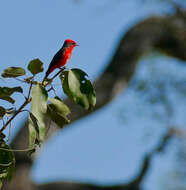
64, 47, 73, 59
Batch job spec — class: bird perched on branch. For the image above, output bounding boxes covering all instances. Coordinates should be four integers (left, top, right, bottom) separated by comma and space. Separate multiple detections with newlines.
42, 39, 78, 83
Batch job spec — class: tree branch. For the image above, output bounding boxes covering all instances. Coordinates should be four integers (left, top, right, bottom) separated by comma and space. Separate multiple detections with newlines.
37, 128, 174, 190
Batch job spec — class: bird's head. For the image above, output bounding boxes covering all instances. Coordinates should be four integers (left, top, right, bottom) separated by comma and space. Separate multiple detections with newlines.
64, 39, 78, 48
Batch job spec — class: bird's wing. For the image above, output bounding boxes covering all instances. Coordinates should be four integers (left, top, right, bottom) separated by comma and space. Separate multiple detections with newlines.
46, 48, 65, 76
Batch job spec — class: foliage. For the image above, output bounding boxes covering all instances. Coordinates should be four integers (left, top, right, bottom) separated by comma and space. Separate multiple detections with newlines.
60, 69, 96, 110
0, 58, 96, 185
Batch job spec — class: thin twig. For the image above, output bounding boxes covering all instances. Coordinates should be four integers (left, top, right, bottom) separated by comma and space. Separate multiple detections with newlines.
47, 85, 57, 96
0, 99, 31, 132
0, 162, 13, 167
51, 67, 66, 81
13, 78, 25, 83
0, 147, 35, 152
0, 83, 33, 132
43, 67, 66, 87
47, 87, 53, 92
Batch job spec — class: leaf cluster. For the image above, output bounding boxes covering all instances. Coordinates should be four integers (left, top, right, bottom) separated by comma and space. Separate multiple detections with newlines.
0, 58, 96, 185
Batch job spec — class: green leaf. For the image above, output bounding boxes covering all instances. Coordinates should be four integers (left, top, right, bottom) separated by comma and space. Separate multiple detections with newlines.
0, 87, 23, 96
0, 107, 6, 119
28, 112, 41, 152
47, 97, 70, 127
1, 67, 26, 78
0, 133, 5, 141
28, 59, 44, 75
0, 179, 2, 188
49, 97, 70, 117
29, 112, 40, 138
0, 96, 15, 104
0, 142, 15, 183
0, 86, 23, 104
28, 84, 48, 148
60, 69, 96, 110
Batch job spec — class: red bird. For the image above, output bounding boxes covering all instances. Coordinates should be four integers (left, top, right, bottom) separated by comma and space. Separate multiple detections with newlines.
44, 39, 78, 80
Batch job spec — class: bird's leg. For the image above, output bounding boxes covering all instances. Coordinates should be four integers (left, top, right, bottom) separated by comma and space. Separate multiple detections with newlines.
50, 67, 66, 82
59, 66, 66, 71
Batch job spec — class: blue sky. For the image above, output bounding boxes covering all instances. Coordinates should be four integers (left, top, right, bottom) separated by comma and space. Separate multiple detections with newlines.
0, 1, 185, 190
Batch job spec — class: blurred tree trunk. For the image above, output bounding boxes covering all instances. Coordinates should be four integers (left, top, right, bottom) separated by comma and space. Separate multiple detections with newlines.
3, 7, 186, 190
